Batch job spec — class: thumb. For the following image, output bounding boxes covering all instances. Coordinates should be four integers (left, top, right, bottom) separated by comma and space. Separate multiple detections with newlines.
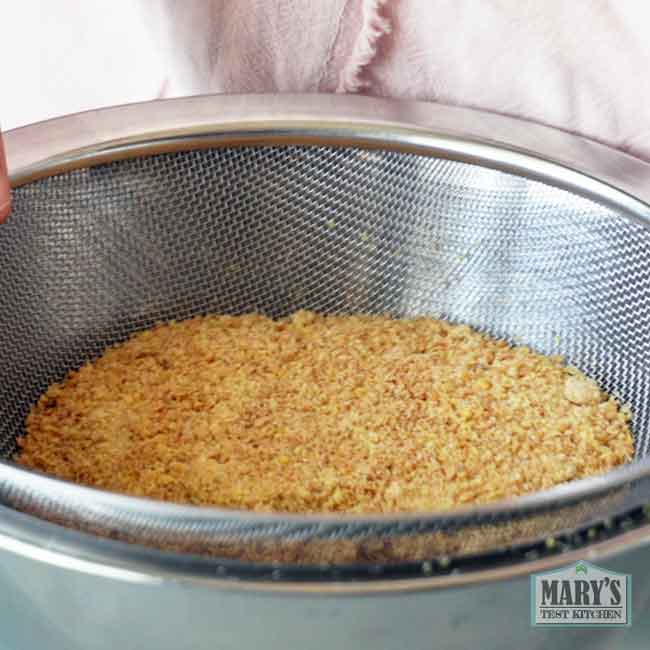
0, 131, 11, 223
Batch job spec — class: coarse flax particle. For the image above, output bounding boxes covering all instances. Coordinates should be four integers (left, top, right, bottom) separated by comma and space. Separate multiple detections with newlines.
16, 311, 635, 514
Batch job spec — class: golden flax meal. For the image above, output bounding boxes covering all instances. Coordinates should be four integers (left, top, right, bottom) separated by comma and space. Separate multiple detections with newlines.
16, 311, 634, 513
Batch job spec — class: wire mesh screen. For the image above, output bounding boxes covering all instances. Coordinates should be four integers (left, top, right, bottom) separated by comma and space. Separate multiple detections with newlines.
0, 144, 649, 565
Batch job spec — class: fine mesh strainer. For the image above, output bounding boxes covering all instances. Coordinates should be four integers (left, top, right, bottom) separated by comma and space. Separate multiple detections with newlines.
2, 95, 650, 570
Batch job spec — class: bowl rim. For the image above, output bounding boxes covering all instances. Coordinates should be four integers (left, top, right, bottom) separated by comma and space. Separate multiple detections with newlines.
1, 500, 650, 594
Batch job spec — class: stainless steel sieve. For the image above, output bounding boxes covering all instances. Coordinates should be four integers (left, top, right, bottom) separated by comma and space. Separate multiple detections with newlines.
2, 94, 650, 582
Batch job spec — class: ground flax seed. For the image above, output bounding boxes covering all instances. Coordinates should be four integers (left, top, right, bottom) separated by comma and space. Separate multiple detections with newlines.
17, 311, 634, 513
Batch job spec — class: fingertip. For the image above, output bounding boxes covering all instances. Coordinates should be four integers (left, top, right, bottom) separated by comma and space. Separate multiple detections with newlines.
0, 197, 9, 223
0, 134, 10, 223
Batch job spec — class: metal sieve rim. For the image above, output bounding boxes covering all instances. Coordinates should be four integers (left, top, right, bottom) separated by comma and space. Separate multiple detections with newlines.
7, 94, 650, 224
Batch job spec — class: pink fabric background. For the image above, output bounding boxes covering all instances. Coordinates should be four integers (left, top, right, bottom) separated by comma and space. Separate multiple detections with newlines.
2, 0, 650, 163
